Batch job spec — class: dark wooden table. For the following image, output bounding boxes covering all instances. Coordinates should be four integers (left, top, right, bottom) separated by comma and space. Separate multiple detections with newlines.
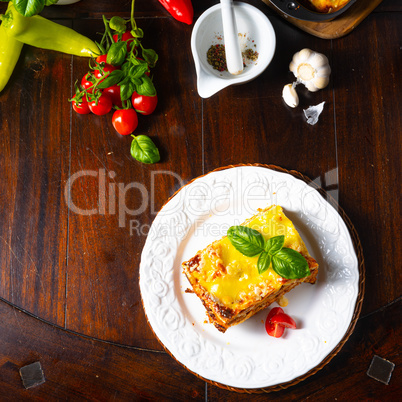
0, 0, 400, 399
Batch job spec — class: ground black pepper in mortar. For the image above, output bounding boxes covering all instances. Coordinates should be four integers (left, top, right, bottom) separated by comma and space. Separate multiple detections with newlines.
207, 44, 259, 72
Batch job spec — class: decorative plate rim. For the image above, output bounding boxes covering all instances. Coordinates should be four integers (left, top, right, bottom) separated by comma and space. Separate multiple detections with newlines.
139, 164, 365, 392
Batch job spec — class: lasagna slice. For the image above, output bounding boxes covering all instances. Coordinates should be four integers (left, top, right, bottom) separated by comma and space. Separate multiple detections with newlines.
182, 205, 318, 333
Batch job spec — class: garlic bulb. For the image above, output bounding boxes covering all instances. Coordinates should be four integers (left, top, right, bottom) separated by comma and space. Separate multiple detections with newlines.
289, 48, 331, 92
282, 84, 299, 108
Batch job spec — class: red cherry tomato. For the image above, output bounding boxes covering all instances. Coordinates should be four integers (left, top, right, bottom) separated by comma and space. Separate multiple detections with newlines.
266, 307, 284, 322
72, 95, 90, 115
88, 93, 113, 116
131, 92, 157, 115
112, 109, 138, 135
270, 313, 297, 329
96, 54, 108, 64
81, 73, 95, 92
103, 84, 122, 108
265, 320, 285, 338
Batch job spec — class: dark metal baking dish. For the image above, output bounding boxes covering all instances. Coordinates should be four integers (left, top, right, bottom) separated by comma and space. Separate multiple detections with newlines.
267, 0, 357, 22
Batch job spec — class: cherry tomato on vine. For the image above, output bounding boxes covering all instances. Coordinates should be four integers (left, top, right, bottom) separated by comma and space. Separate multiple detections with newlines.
88, 93, 113, 116
96, 54, 108, 64
112, 108, 138, 135
131, 92, 157, 115
72, 95, 90, 115
103, 84, 122, 108
81, 73, 95, 92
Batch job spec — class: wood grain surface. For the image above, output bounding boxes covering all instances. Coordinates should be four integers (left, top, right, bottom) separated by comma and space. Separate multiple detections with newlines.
0, 0, 400, 399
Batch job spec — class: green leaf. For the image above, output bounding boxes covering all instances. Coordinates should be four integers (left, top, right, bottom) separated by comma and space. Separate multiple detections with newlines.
13, 0, 45, 17
272, 248, 310, 279
131, 28, 143, 39
45, 0, 58, 5
119, 80, 135, 101
130, 135, 160, 164
109, 16, 126, 33
136, 75, 156, 97
106, 42, 127, 66
264, 235, 285, 255
227, 226, 265, 257
257, 251, 271, 275
141, 48, 158, 68
97, 70, 124, 89
129, 64, 149, 80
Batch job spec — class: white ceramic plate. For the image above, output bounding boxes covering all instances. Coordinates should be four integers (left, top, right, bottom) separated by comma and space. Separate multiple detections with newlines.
140, 166, 360, 389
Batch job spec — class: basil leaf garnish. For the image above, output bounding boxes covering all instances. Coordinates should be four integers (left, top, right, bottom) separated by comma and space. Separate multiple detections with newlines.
264, 235, 285, 255
130, 135, 160, 164
257, 251, 271, 275
272, 248, 310, 279
227, 226, 265, 257
227, 226, 310, 279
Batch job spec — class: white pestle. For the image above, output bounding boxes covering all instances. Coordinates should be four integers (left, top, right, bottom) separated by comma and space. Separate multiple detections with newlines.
220, 0, 243, 75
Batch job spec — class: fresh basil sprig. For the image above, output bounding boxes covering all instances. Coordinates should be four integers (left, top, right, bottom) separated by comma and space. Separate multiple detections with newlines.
227, 227, 310, 279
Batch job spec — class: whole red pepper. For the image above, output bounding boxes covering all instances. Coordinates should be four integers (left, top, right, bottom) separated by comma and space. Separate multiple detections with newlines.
158, 0, 194, 25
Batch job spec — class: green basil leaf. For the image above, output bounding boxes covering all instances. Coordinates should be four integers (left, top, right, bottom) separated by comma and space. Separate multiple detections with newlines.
257, 251, 271, 275
136, 75, 156, 97
14, 0, 45, 17
272, 248, 310, 279
97, 70, 124, 89
265, 235, 285, 255
109, 16, 126, 33
227, 226, 265, 257
106, 42, 127, 66
130, 135, 160, 164
141, 48, 158, 68
45, 0, 58, 5
121, 61, 131, 75
131, 28, 143, 39
129, 64, 149, 80
119, 81, 135, 101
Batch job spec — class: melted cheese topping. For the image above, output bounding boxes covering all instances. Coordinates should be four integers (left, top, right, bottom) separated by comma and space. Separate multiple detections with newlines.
192, 206, 309, 309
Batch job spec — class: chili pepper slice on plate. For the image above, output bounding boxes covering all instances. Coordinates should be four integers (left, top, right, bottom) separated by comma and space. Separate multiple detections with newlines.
158, 0, 194, 25
1, 2, 98, 57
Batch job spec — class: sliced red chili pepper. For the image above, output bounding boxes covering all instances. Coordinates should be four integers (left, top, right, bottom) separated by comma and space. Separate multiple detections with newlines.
158, 0, 194, 25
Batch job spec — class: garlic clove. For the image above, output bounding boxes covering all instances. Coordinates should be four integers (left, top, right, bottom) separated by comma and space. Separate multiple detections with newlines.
309, 52, 329, 69
282, 83, 299, 108
296, 48, 313, 63
313, 76, 330, 90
